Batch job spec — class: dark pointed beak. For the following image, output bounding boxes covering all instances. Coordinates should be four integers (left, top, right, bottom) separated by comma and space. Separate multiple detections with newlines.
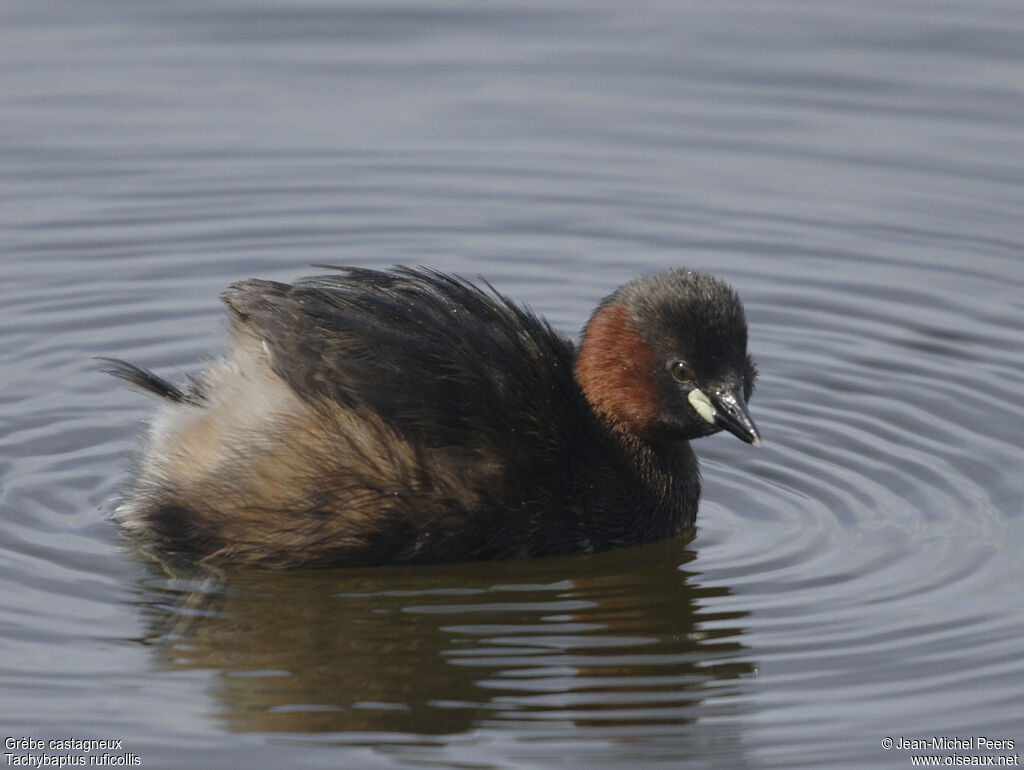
711, 388, 762, 447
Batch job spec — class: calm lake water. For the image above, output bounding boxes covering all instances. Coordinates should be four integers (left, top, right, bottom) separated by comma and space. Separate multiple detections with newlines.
3, 1, 1024, 768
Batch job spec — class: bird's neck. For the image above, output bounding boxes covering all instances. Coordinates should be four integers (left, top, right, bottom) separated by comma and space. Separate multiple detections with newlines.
574, 302, 662, 440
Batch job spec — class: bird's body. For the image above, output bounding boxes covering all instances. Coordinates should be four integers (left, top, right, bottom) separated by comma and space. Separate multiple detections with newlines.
108, 266, 759, 568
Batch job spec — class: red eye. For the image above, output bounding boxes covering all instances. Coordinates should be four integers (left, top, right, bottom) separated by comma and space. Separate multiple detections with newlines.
670, 361, 693, 383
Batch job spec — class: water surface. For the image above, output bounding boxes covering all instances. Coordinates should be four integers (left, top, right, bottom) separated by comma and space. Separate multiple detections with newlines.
3, 1, 1024, 768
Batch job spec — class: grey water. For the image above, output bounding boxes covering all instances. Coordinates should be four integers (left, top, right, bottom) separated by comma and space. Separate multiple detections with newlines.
3, 1, 1024, 768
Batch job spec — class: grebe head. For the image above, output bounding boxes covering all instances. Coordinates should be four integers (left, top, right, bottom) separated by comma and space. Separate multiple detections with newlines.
575, 269, 760, 446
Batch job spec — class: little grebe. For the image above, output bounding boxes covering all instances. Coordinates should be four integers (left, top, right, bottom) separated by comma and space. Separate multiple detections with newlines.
105, 266, 760, 568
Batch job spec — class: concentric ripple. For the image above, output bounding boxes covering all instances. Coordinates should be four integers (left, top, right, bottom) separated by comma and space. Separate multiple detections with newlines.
3, 0, 1024, 768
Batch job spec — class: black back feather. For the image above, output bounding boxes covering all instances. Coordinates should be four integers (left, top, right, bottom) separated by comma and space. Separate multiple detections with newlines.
222, 266, 582, 456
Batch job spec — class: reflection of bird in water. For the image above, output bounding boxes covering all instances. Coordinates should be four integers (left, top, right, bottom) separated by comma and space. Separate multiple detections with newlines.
134, 539, 754, 739
106, 267, 759, 568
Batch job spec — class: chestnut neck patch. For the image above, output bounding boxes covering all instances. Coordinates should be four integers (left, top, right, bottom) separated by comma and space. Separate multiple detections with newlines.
574, 302, 661, 439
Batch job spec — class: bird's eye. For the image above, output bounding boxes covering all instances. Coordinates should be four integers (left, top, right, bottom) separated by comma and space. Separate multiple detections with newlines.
670, 361, 693, 383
